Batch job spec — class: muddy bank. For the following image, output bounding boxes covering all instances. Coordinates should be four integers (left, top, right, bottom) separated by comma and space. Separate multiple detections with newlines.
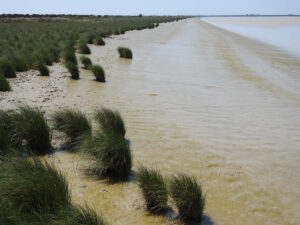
1, 18, 300, 225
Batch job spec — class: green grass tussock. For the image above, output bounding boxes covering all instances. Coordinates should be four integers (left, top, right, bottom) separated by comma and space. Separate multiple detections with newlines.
80, 130, 132, 179
137, 167, 168, 214
51, 108, 92, 150
0, 119, 13, 156
0, 74, 11, 91
53, 205, 108, 225
34, 61, 49, 76
0, 59, 16, 78
80, 56, 92, 69
77, 40, 91, 54
0, 105, 51, 154
94, 107, 126, 137
0, 156, 108, 225
169, 174, 205, 223
61, 49, 78, 65
93, 37, 105, 46
91, 65, 105, 82
65, 62, 79, 79
118, 47, 133, 59
0, 157, 70, 214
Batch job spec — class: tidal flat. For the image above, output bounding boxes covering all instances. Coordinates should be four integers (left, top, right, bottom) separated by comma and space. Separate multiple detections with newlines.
1, 17, 300, 225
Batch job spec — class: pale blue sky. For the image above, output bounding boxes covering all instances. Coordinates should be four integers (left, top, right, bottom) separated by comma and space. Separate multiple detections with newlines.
1, 0, 299, 15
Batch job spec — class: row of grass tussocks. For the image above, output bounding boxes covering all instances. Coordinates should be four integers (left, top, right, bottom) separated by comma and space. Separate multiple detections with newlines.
137, 167, 205, 223
0, 104, 205, 224
0, 16, 183, 91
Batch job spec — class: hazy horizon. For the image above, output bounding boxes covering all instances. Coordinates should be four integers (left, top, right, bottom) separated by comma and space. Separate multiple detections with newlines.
1, 0, 300, 16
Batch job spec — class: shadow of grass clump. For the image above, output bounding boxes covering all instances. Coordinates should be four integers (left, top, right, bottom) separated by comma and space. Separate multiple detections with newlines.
79, 130, 132, 181
34, 61, 49, 76
51, 108, 92, 151
0, 105, 51, 154
0, 74, 11, 91
0, 156, 108, 225
169, 174, 205, 224
0, 59, 16, 78
80, 56, 92, 69
137, 166, 169, 214
65, 62, 80, 80
94, 107, 126, 137
91, 65, 105, 82
118, 47, 133, 59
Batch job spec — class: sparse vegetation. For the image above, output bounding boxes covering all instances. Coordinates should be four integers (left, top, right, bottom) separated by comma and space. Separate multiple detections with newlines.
94, 107, 126, 137
51, 108, 92, 150
0, 74, 11, 91
169, 174, 205, 223
91, 65, 105, 82
65, 62, 79, 79
80, 56, 92, 69
137, 167, 168, 214
118, 47, 133, 59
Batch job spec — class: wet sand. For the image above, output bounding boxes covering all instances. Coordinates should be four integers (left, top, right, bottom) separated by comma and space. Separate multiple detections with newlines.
1, 18, 300, 225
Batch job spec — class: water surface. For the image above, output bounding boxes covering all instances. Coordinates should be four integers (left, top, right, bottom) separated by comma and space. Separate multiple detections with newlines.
202, 17, 300, 56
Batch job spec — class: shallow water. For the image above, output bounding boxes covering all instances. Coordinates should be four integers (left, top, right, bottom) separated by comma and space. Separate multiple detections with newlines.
202, 17, 300, 57
2, 18, 300, 225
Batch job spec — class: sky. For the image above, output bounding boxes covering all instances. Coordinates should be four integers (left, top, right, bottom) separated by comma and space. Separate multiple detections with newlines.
0, 0, 300, 15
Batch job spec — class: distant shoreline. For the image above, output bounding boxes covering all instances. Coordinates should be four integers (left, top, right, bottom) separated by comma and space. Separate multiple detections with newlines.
197, 15, 300, 17
0, 14, 299, 18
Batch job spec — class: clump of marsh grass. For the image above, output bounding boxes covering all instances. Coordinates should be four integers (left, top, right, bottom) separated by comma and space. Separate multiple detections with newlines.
118, 47, 133, 59
93, 37, 105, 46
94, 107, 126, 137
61, 49, 78, 65
0, 59, 16, 78
169, 174, 205, 223
77, 40, 91, 54
80, 56, 92, 69
0, 74, 11, 91
81, 130, 132, 179
0, 125, 12, 157
91, 65, 105, 82
51, 108, 92, 150
0, 157, 70, 214
34, 61, 49, 76
137, 167, 168, 214
12, 54, 28, 72
54, 205, 108, 225
65, 62, 79, 79
0, 156, 108, 225
2, 105, 51, 154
